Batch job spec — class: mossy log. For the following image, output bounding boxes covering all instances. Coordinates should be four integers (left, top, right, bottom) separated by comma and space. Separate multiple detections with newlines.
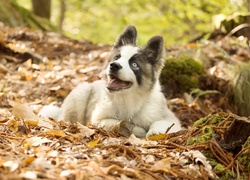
221, 116, 250, 154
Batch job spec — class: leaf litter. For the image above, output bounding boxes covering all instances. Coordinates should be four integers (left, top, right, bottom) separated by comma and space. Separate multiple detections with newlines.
0, 24, 250, 179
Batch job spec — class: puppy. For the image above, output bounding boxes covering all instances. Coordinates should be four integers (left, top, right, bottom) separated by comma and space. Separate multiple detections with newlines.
45, 25, 182, 137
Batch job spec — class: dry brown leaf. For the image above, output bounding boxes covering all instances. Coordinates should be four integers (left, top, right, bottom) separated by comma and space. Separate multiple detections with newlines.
152, 158, 171, 170
38, 117, 53, 129
7, 119, 19, 132
77, 122, 95, 137
128, 134, 157, 146
45, 129, 66, 137
88, 139, 100, 147
29, 157, 54, 170
146, 134, 168, 141
21, 156, 36, 167
12, 103, 36, 119
3, 161, 19, 172
25, 136, 53, 147
24, 119, 38, 126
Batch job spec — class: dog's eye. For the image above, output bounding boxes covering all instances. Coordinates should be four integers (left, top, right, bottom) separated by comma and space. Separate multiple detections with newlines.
114, 54, 121, 60
131, 62, 138, 68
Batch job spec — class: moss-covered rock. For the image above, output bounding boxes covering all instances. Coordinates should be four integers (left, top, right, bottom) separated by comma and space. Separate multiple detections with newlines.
161, 56, 204, 96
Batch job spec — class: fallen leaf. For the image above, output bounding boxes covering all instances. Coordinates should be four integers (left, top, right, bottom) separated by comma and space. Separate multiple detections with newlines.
24, 119, 38, 126
22, 156, 36, 167
12, 103, 36, 120
38, 117, 53, 129
146, 134, 168, 141
102, 137, 121, 146
3, 161, 19, 172
20, 171, 37, 179
77, 122, 95, 137
128, 134, 157, 146
7, 119, 19, 132
88, 139, 100, 147
152, 158, 171, 170
29, 157, 54, 170
142, 155, 155, 163
25, 136, 53, 147
179, 150, 215, 178
45, 129, 66, 137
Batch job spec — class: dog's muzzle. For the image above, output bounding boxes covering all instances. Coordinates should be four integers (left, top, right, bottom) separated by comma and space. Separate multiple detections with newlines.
110, 62, 122, 72
106, 62, 132, 91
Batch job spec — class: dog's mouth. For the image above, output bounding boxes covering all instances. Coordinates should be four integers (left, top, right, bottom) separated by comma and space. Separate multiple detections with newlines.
107, 74, 132, 91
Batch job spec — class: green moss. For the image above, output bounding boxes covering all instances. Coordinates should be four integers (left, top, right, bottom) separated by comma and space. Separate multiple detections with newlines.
209, 114, 224, 125
194, 116, 209, 126
188, 114, 249, 179
214, 164, 235, 180
237, 136, 250, 169
161, 56, 204, 94
202, 150, 218, 166
186, 126, 213, 145
194, 114, 225, 127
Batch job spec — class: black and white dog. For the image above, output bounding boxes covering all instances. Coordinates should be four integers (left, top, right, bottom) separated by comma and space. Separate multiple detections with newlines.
42, 25, 181, 137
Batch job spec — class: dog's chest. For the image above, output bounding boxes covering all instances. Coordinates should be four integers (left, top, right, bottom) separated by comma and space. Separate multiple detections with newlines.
107, 94, 144, 121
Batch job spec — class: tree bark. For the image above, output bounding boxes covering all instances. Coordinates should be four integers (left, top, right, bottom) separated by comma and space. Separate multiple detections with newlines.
32, 0, 51, 20
58, 0, 66, 30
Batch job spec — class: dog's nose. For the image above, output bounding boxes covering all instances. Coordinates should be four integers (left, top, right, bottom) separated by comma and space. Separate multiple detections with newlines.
110, 62, 122, 71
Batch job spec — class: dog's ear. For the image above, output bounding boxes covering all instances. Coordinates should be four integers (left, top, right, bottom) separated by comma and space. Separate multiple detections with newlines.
144, 36, 165, 72
114, 25, 137, 48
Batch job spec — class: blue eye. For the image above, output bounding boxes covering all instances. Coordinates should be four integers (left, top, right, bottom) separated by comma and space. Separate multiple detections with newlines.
132, 62, 137, 67
131, 62, 138, 68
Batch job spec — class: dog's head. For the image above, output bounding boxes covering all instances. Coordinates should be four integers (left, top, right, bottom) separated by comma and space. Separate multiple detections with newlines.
106, 25, 165, 92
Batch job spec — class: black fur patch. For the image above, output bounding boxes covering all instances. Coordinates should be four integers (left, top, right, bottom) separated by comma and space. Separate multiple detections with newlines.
129, 53, 156, 88
129, 55, 142, 85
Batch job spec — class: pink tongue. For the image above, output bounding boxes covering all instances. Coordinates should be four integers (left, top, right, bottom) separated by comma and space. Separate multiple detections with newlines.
107, 78, 130, 91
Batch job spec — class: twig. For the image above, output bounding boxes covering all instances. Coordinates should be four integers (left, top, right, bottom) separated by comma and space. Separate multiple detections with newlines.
215, 146, 250, 174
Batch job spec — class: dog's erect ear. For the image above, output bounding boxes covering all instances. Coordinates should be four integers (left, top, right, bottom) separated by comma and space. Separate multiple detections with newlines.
143, 36, 165, 73
114, 25, 137, 48
144, 36, 164, 64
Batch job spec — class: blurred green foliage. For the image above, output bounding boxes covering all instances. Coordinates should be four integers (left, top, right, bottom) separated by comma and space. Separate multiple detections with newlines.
161, 56, 204, 94
18, 0, 247, 45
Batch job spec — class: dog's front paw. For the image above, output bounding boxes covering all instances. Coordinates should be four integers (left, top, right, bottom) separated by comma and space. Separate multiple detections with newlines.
146, 127, 166, 138
132, 126, 147, 138
98, 119, 121, 131
146, 120, 178, 138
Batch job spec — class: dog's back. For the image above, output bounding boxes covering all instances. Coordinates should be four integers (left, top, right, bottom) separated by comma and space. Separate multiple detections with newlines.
58, 80, 106, 124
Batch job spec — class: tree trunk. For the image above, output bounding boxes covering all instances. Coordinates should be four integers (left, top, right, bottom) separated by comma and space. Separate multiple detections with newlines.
32, 0, 51, 20
58, 0, 66, 30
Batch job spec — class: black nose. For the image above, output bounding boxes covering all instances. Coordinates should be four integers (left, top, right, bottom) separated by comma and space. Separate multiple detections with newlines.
110, 62, 122, 72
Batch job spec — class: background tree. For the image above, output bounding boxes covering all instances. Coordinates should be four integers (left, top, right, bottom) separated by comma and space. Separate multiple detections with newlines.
32, 0, 51, 20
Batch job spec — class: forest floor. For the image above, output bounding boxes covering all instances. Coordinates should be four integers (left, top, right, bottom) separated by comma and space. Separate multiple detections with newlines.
0, 23, 250, 180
